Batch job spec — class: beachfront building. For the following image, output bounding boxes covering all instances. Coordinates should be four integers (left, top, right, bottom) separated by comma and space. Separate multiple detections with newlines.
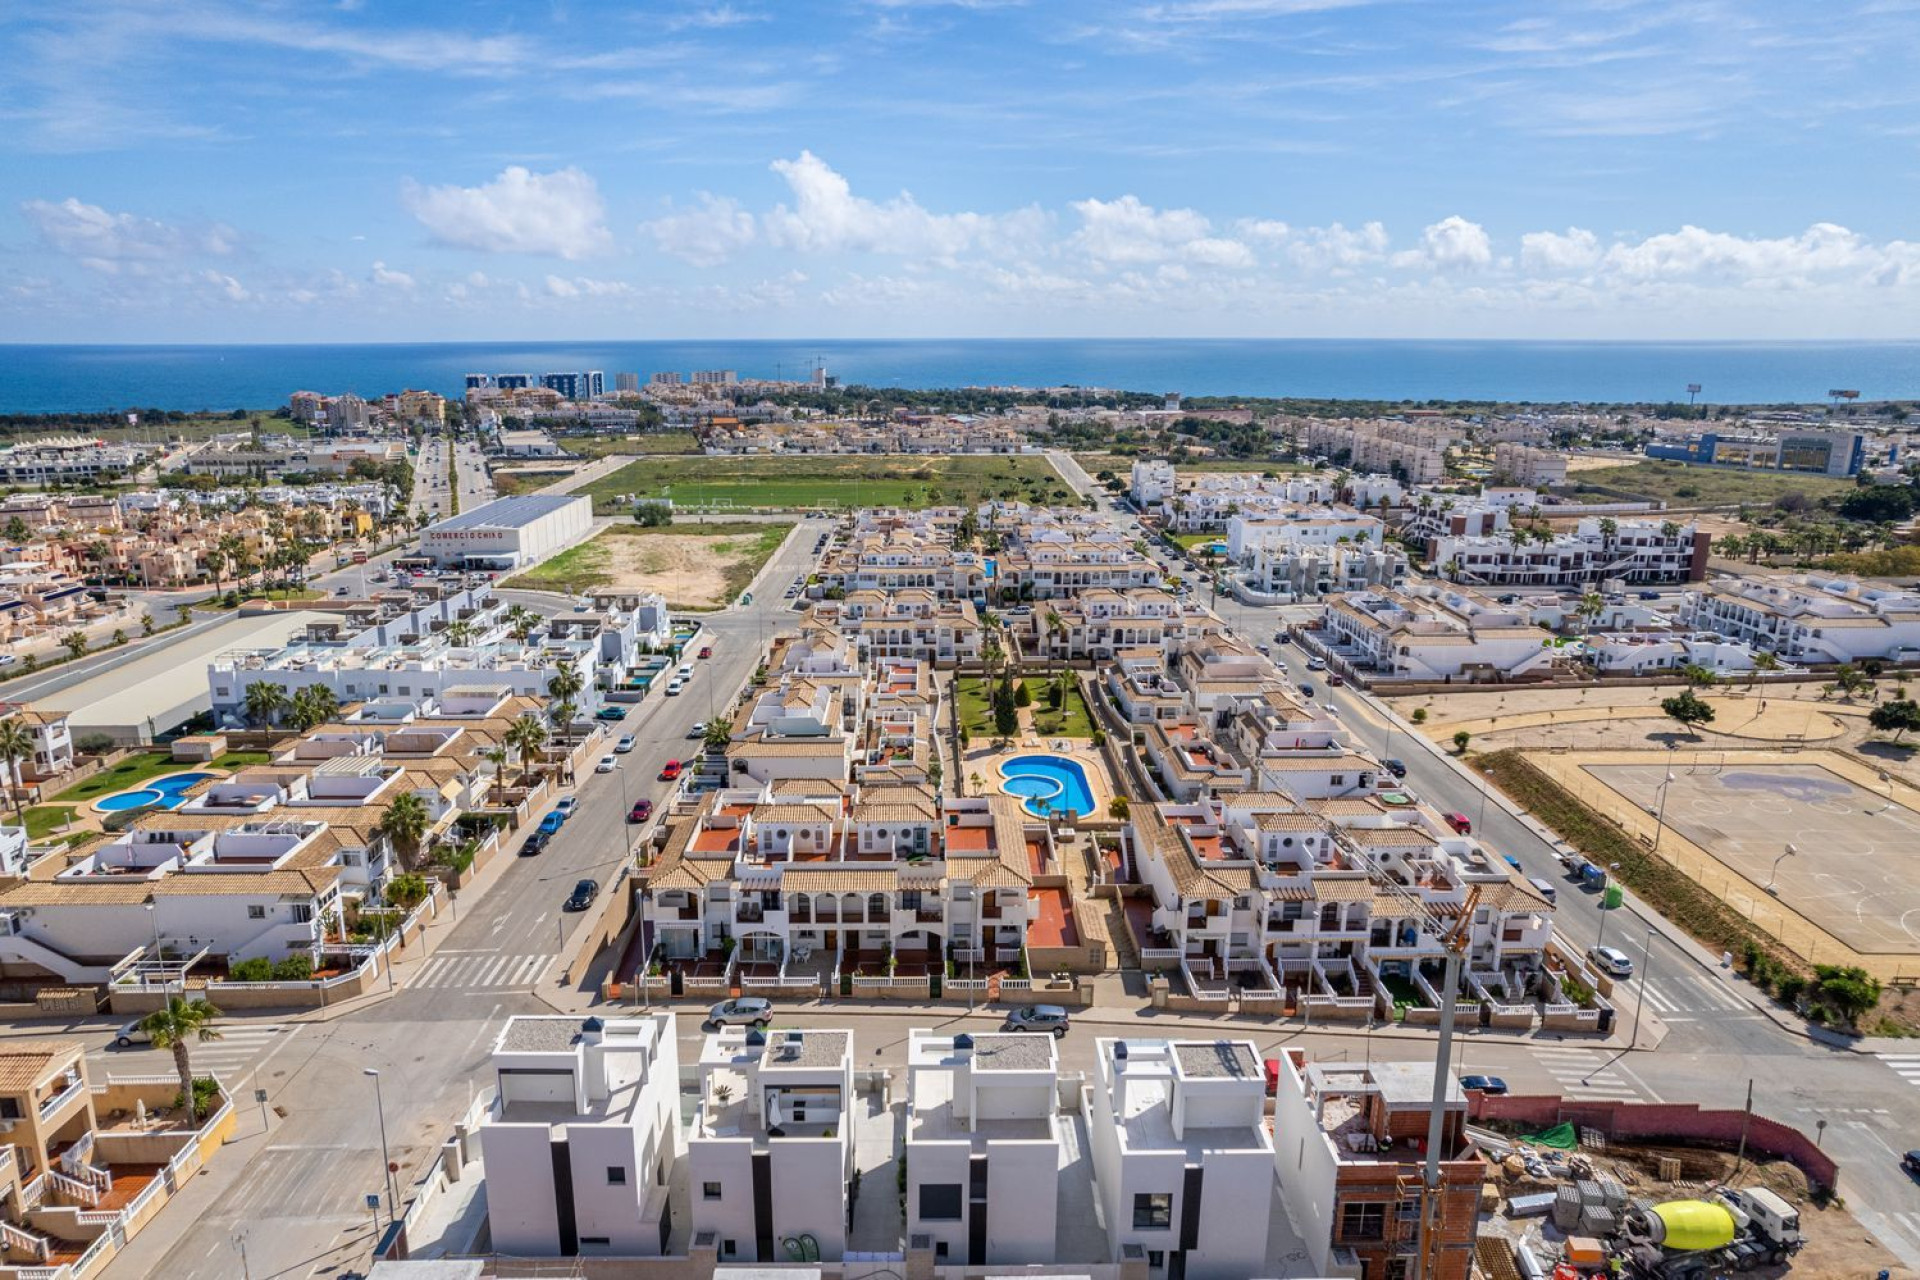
480, 1014, 682, 1258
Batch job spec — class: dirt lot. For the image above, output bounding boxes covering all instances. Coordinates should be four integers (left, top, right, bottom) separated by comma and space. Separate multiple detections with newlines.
505, 523, 791, 609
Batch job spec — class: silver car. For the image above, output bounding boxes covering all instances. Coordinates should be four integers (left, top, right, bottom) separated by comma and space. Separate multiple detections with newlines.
706, 997, 772, 1029
1001, 1005, 1071, 1037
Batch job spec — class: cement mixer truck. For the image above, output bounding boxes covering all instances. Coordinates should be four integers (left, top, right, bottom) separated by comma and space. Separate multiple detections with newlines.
1610, 1188, 1803, 1279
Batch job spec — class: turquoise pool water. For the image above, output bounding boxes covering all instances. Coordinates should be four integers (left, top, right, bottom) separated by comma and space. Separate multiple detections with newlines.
95, 772, 215, 813
1000, 755, 1096, 819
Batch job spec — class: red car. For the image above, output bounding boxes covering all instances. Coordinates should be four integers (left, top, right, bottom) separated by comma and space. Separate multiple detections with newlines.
658, 760, 682, 781
698, 645, 713, 659
1327, 673, 1345, 687
628, 799, 654, 823
1442, 812, 1472, 835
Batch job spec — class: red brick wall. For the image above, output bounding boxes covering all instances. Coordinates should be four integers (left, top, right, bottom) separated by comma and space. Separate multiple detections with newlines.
1468, 1094, 1837, 1190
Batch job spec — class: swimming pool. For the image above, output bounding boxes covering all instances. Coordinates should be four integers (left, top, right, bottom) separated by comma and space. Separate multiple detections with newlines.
1000, 755, 1096, 819
94, 772, 215, 814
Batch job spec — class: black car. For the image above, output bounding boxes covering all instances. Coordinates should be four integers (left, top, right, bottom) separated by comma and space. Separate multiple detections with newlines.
1461, 1074, 1509, 1095
520, 830, 549, 857
1383, 758, 1408, 778
564, 878, 599, 911
1904, 1150, 1920, 1180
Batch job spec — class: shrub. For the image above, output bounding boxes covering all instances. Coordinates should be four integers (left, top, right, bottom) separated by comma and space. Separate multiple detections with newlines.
1411, 708, 1428, 724
227, 957, 273, 982
1014, 682, 1032, 708
271, 955, 314, 982
170, 1076, 221, 1116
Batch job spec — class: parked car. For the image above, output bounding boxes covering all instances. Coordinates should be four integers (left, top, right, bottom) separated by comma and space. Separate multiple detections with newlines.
1383, 758, 1408, 778
1590, 945, 1634, 978
0, 655, 16, 667
665, 679, 684, 696
520, 829, 549, 856
1298, 683, 1315, 699
564, 878, 599, 911
689, 721, 706, 739
698, 645, 713, 659
1328, 673, 1345, 687
678, 663, 694, 678
537, 810, 566, 836
1306, 656, 1327, 671
1274, 630, 1290, 644
595, 706, 627, 721
615, 734, 636, 753
113, 1020, 152, 1048
706, 997, 772, 1029
1460, 1074, 1509, 1095
1903, 1150, 1920, 1181
1442, 811, 1471, 834
1638, 590, 1662, 601
555, 797, 577, 818
1002, 1005, 1071, 1038
628, 799, 654, 823
595, 755, 617, 774
659, 759, 683, 781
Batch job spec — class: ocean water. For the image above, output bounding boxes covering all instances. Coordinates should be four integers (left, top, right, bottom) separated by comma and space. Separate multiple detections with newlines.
3, 339, 1919, 413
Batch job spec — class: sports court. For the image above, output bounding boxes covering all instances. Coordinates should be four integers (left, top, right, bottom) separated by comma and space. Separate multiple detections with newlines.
1586, 761, 1920, 957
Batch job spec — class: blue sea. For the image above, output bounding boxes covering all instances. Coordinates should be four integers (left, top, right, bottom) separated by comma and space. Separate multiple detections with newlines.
3, 339, 1919, 413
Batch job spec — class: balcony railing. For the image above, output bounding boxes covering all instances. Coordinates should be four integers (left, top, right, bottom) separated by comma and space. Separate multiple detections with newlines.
40, 1073, 86, 1122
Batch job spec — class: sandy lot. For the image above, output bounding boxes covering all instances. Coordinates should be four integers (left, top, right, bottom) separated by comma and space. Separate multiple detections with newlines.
599, 533, 733, 606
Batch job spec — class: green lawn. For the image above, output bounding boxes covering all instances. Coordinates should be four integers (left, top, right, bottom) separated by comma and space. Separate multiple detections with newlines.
51, 751, 269, 804
22, 805, 76, 839
562, 432, 700, 459
503, 522, 793, 607
1570, 459, 1855, 507
952, 674, 1094, 738
1075, 452, 1307, 477
1170, 532, 1228, 551
578, 454, 1068, 514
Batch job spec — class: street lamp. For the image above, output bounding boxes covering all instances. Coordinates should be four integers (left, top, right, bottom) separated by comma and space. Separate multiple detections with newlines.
1877, 771, 1896, 815
363, 1069, 399, 1227
1649, 771, 1677, 851
1765, 843, 1797, 896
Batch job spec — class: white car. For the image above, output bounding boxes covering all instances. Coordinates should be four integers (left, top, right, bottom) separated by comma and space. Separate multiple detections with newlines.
689, 721, 707, 739
595, 756, 617, 774
677, 663, 694, 679
665, 679, 684, 696
615, 735, 636, 753
1590, 945, 1634, 979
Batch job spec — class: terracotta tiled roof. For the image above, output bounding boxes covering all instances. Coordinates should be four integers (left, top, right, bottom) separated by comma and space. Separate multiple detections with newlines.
0, 1041, 83, 1092
780, 866, 899, 893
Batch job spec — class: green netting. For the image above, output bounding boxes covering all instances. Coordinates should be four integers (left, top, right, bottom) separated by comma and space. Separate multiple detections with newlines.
1521, 1121, 1578, 1149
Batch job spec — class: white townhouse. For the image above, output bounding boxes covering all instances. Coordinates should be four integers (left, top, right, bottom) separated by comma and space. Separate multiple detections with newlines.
1679, 573, 1920, 665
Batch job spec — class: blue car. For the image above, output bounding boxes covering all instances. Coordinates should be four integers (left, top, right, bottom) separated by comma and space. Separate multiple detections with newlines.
538, 810, 566, 836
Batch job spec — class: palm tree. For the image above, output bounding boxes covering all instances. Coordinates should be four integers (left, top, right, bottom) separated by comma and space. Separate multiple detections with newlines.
1576, 592, 1605, 635
140, 996, 223, 1127
546, 668, 584, 746
445, 620, 474, 648
244, 681, 288, 729
288, 684, 339, 732
481, 745, 509, 804
0, 718, 31, 818
506, 714, 549, 782
1749, 649, 1780, 689
506, 604, 538, 644
60, 630, 87, 661
379, 792, 432, 870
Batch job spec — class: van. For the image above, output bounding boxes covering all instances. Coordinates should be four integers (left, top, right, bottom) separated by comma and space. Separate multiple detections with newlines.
1442, 812, 1471, 834
1527, 876, 1557, 905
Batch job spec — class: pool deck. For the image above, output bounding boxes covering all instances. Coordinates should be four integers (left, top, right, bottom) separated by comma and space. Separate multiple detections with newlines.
965, 740, 1116, 825
87, 770, 223, 817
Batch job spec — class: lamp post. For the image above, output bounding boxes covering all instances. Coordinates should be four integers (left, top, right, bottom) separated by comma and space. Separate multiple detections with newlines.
1630, 927, 1655, 1050
1765, 843, 1797, 896
363, 1069, 398, 1228
1649, 771, 1677, 852
1878, 771, 1896, 815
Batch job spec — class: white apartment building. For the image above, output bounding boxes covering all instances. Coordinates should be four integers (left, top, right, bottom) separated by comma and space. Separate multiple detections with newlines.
1131, 466, 1338, 531
1587, 632, 1759, 676
1320, 586, 1557, 681
1679, 573, 1920, 664
905, 1030, 1065, 1268
1299, 419, 1455, 484
1228, 508, 1409, 601
1129, 459, 1178, 508
1432, 516, 1707, 588
1016, 588, 1196, 662
1492, 442, 1569, 487
1087, 1037, 1277, 1280
7, 708, 74, 784
481, 1014, 682, 1258
688, 1026, 855, 1264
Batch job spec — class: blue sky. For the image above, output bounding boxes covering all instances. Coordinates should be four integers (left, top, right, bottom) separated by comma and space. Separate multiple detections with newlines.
5, 0, 1920, 342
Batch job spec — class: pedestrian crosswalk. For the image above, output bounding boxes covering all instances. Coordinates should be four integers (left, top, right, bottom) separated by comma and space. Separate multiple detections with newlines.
98, 1021, 298, 1088
1532, 1046, 1661, 1103
1875, 1054, 1920, 1092
1635, 972, 1750, 1018
410, 950, 552, 990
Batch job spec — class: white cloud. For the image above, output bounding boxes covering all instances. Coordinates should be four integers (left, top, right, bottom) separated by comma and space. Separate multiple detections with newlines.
1070, 195, 1253, 268
665, 4, 768, 30
400, 166, 612, 260
370, 261, 415, 288
1393, 215, 1492, 270
1520, 226, 1603, 273
644, 194, 759, 266
1279, 220, 1390, 272
761, 151, 1043, 260
21, 197, 235, 270
544, 274, 634, 298
1601, 222, 1873, 281
200, 270, 249, 302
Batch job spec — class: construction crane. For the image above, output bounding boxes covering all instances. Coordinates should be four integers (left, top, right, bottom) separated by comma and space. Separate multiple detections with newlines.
1338, 829, 1486, 1280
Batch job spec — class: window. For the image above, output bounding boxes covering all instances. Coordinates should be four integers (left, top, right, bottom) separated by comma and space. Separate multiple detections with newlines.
289, 904, 313, 924
1147, 1250, 1166, 1270
247, 905, 267, 920
606, 1166, 626, 1185
919, 1184, 963, 1222
1339, 1200, 1388, 1242
703, 1182, 723, 1201
1132, 1192, 1172, 1230
0, 1097, 19, 1120
935, 1241, 950, 1259
723, 1240, 736, 1257
580, 1236, 610, 1247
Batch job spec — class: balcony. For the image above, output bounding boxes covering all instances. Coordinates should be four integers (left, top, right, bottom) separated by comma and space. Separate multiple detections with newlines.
39, 1074, 86, 1123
